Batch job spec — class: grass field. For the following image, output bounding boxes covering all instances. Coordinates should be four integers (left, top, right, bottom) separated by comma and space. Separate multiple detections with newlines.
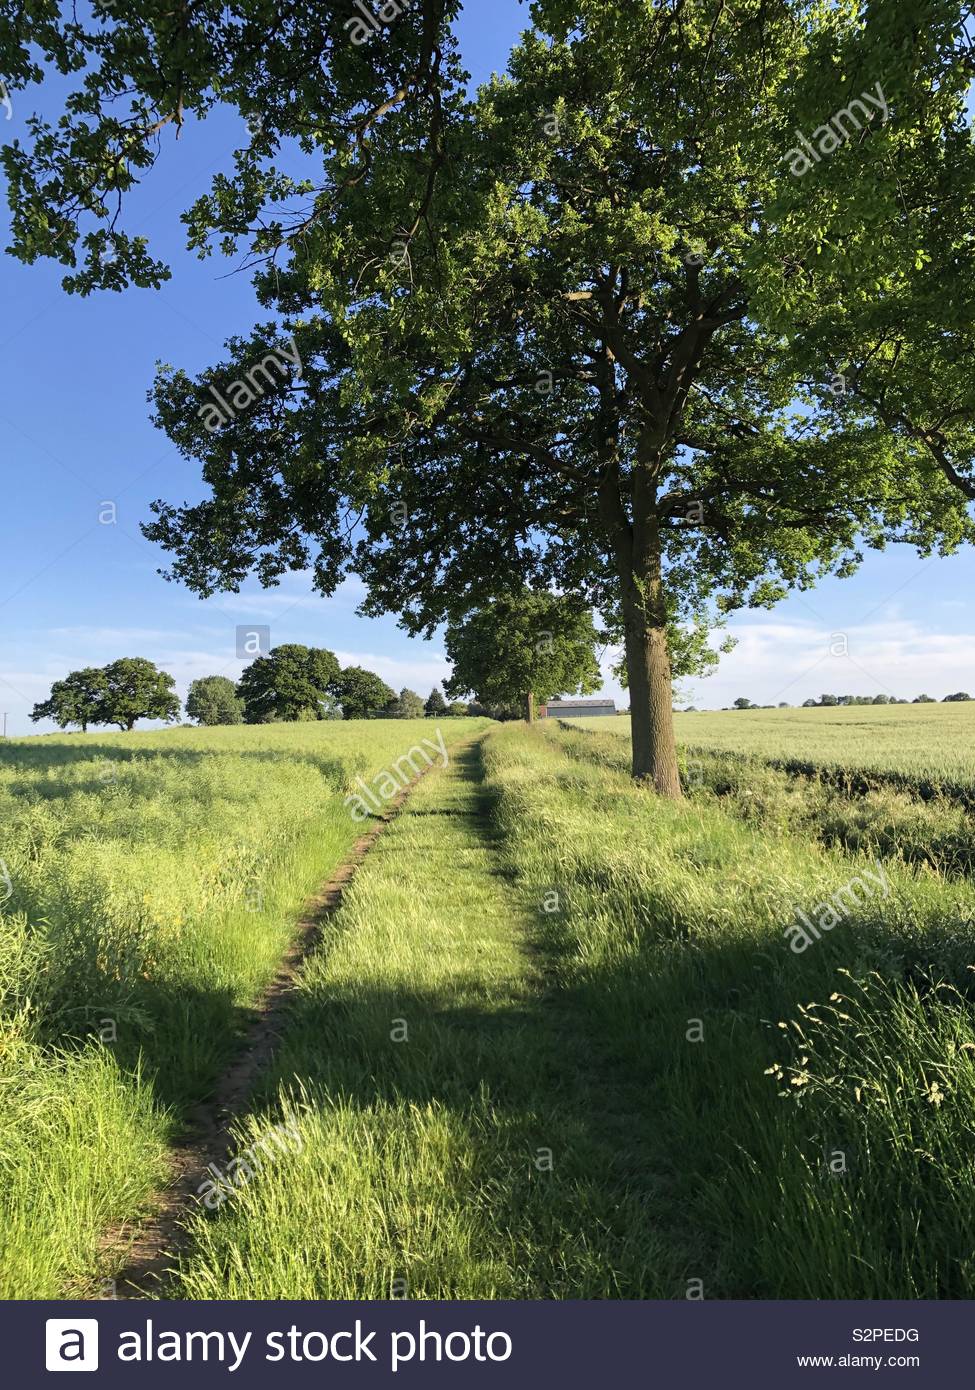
0, 718, 486, 1297
575, 702, 975, 788
665, 702, 975, 796
2, 707, 973, 1298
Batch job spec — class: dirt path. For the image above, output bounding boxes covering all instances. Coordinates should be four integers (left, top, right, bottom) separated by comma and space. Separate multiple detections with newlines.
100, 750, 462, 1298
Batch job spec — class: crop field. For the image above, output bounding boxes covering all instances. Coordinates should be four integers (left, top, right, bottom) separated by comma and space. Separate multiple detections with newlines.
575, 703, 975, 786
2, 710, 974, 1299
672, 703, 975, 796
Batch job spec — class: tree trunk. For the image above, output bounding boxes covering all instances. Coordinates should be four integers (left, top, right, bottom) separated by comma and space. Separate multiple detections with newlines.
621, 511, 682, 797
595, 413, 683, 796
523, 691, 535, 723
623, 603, 682, 795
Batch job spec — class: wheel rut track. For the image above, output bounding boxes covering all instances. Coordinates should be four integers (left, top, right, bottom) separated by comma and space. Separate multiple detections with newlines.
99, 748, 462, 1299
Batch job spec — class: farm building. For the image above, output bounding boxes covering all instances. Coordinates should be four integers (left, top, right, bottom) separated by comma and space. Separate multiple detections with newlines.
540, 698, 617, 719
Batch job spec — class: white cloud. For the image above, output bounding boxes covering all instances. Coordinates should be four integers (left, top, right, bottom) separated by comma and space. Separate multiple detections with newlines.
209, 573, 366, 618
334, 649, 450, 694
686, 617, 975, 707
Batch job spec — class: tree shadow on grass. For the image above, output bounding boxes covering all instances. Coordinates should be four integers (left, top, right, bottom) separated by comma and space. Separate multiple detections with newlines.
36, 735, 970, 1299
188, 739, 975, 1299
49, 974, 261, 1117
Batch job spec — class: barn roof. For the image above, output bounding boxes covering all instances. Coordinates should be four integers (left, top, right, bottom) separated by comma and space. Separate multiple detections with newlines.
545, 698, 616, 708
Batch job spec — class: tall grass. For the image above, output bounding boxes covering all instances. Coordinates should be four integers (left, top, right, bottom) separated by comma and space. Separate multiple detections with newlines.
5, 714, 972, 1298
0, 719, 485, 1296
484, 724, 975, 1296
167, 723, 975, 1299
558, 723, 975, 879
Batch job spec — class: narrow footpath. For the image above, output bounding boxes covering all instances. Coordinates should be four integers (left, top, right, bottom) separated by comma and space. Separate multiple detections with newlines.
161, 735, 669, 1300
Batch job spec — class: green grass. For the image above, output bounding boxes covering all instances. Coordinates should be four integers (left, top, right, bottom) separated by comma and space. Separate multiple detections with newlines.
169, 722, 975, 1299
578, 701, 975, 799
558, 723, 975, 879
492, 723, 975, 1296
173, 737, 674, 1298
0, 718, 486, 1297
4, 711, 973, 1299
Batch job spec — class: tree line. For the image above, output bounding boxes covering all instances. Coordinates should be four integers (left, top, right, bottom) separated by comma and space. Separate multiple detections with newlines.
730, 693, 972, 710
31, 591, 613, 733
6, 3, 975, 792
31, 646, 488, 733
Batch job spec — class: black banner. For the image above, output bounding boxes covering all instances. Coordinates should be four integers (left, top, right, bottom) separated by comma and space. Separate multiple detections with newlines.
18, 1299, 967, 1386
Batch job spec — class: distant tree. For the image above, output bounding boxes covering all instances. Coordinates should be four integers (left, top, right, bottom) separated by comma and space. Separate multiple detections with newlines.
31, 666, 107, 732
424, 687, 448, 717
334, 666, 396, 720
186, 675, 244, 726
101, 658, 180, 731
944, 692, 972, 702
445, 591, 601, 723
466, 701, 489, 717
778, 702, 791, 708
913, 694, 936, 704
819, 694, 839, 707
733, 697, 756, 710
237, 644, 340, 723
388, 687, 426, 719
260, 703, 342, 723
873, 695, 891, 705
447, 701, 469, 717
802, 699, 818, 708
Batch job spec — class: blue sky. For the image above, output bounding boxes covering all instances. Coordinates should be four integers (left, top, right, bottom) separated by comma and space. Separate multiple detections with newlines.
1, 1, 972, 734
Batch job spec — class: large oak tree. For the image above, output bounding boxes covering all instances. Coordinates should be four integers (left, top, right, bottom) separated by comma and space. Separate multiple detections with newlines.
142, 1, 975, 793
7, 2, 975, 791
751, 1, 975, 512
